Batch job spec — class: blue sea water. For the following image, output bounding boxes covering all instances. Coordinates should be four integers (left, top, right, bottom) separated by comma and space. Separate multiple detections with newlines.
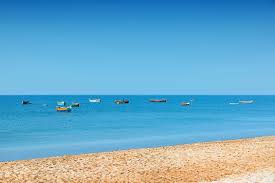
0, 95, 274, 162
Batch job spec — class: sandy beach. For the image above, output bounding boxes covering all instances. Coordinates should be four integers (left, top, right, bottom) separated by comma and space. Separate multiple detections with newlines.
0, 136, 274, 183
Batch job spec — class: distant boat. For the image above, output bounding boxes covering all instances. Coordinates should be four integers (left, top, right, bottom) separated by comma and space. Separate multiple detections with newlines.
181, 102, 190, 106
56, 106, 71, 112
21, 100, 31, 105
71, 102, 80, 107
114, 99, 129, 104
229, 102, 239, 105
239, 100, 254, 104
57, 101, 66, 106
149, 99, 167, 103
89, 98, 101, 103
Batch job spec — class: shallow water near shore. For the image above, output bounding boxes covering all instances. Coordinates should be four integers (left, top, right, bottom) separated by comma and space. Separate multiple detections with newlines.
0, 95, 274, 161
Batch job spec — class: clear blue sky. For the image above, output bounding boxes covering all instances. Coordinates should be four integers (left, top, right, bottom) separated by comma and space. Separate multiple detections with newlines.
0, 0, 274, 95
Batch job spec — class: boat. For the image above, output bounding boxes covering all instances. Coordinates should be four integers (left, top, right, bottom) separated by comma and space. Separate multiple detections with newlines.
89, 98, 101, 103
114, 99, 129, 104
56, 106, 71, 112
239, 100, 254, 104
57, 101, 66, 106
181, 102, 190, 106
21, 100, 31, 105
229, 102, 239, 105
149, 99, 167, 103
71, 102, 80, 107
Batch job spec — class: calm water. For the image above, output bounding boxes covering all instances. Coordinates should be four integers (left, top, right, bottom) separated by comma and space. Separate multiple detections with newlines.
0, 95, 274, 161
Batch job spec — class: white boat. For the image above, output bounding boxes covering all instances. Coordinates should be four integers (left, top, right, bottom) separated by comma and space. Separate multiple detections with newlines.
239, 100, 254, 104
57, 101, 66, 106
89, 98, 101, 103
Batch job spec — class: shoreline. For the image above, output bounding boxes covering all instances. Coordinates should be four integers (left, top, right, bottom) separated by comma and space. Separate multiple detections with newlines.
1, 136, 274, 182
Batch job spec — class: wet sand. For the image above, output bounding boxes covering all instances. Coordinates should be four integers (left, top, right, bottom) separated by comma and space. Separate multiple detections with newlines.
0, 136, 274, 183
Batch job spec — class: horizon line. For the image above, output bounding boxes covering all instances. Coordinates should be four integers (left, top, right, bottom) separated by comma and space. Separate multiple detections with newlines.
0, 94, 274, 96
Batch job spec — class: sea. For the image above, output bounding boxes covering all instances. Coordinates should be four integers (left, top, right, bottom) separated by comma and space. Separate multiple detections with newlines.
0, 95, 274, 161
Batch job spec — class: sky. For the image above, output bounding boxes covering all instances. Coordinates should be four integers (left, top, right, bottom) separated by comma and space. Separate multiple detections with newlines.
0, 0, 274, 95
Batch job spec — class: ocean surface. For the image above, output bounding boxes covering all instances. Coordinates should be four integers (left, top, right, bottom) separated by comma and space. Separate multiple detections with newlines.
0, 95, 274, 161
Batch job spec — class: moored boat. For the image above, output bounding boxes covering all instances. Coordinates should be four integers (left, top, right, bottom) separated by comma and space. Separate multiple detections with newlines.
56, 106, 71, 112
239, 100, 254, 104
181, 102, 190, 106
57, 101, 66, 106
89, 98, 101, 103
21, 100, 31, 105
149, 99, 167, 103
71, 102, 80, 107
114, 99, 129, 104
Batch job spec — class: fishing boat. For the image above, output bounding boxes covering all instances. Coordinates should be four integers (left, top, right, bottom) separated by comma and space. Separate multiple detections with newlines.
57, 101, 66, 106
149, 99, 167, 103
181, 102, 190, 106
114, 99, 129, 104
71, 102, 80, 107
21, 100, 31, 105
239, 100, 254, 104
89, 98, 101, 103
56, 106, 71, 112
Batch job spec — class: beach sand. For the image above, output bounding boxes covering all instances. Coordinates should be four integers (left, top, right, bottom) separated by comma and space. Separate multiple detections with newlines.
0, 136, 274, 183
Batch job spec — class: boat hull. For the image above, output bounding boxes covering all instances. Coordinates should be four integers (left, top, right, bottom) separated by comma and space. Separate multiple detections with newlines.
89, 99, 101, 103
149, 99, 167, 103
57, 101, 66, 106
21, 101, 31, 105
239, 100, 254, 104
56, 107, 71, 112
181, 102, 190, 106
71, 103, 80, 107
114, 100, 129, 104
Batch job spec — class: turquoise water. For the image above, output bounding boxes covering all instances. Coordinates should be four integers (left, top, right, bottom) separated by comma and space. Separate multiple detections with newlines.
0, 95, 274, 161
